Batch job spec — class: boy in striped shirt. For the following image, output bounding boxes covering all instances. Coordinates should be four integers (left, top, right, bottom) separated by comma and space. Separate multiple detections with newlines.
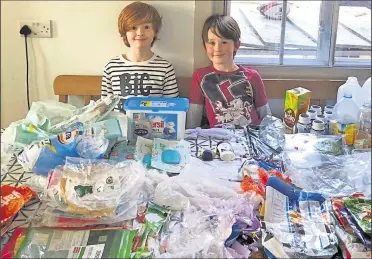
101, 2, 179, 112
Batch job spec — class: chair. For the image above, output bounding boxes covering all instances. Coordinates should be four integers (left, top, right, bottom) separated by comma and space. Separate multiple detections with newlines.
53, 75, 192, 104
53, 75, 101, 105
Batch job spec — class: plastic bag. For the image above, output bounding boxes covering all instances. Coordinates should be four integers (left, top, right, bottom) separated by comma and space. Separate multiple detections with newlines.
34, 158, 146, 227
47, 95, 120, 134
0, 185, 35, 225
14, 227, 136, 258
263, 176, 338, 258
17, 128, 109, 175
283, 152, 372, 198
258, 115, 285, 151
150, 170, 258, 258
283, 133, 347, 156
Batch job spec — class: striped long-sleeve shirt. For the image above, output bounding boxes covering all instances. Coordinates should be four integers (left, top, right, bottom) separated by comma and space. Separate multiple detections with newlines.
101, 54, 179, 112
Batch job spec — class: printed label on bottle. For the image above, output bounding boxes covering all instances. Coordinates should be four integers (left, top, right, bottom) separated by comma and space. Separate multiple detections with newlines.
335, 123, 356, 145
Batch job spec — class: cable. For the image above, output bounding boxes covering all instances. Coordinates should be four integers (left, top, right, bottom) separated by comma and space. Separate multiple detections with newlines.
19, 25, 31, 110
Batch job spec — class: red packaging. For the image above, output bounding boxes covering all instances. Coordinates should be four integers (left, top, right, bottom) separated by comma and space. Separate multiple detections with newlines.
1, 185, 35, 225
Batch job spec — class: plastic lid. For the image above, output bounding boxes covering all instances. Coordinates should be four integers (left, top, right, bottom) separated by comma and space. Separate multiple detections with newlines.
324, 111, 333, 119
298, 113, 310, 124
316, 114, 325, 121
363, 100, 371, 108
307, 109, 317, 119
312, 120, 325, 131
311, 105, 321, 110
325, 105, 334, 110
347, 77, 358, 83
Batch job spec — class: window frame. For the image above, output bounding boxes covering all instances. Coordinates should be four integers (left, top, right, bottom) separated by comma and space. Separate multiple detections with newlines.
225, 0, 371, 68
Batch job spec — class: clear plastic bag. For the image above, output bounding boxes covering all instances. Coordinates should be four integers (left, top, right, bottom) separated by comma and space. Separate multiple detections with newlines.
263, 176, 339, 258
17, 129, 109, 176
283, 133, 348, 156
34, 158, 146, 227
150, 170, 259, 258
283, 151, 371, 198
258, 115, 285, 151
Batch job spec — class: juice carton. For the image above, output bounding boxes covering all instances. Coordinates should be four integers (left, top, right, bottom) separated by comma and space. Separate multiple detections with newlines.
283, 87, 312, 134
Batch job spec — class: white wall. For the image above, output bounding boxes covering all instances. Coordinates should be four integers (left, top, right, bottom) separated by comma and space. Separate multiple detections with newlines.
1, 1, 196, 127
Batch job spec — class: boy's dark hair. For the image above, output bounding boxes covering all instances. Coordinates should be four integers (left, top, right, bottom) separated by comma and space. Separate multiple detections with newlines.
202, 15, 241, 57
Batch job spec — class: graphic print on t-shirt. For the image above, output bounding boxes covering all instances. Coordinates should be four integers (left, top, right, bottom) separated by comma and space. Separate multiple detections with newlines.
120, 73, 152, 96
117, 72, 153, 111
200, 71, 254, 125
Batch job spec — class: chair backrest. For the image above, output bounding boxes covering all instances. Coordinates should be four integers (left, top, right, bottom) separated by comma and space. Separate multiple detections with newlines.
53, 75, 345, 107
53, 75, 192, 105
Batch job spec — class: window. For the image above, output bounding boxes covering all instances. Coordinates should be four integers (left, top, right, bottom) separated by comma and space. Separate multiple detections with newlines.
227, 0, 371, 67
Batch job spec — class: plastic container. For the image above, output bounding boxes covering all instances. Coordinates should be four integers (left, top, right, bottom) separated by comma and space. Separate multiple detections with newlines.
310, 105, 322, 115
124, 97, 189, 142
324, 111, 333, 135
324, 105, 334, 113
311, 120, 326, 135
307, 109, 317, 125
316, 114, 325, 122
336, 77, 363, 107
333, 93, 359, 145
296, 113, 312, 133
361, 78, 371, 105
354, 100, 371, 149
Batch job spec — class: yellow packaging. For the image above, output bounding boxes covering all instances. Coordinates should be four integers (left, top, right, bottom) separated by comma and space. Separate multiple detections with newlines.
283, 87, 312, 134
333, 122, 356, 145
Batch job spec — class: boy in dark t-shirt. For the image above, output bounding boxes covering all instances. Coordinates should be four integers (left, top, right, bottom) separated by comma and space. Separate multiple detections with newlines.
186, 15, 271, 128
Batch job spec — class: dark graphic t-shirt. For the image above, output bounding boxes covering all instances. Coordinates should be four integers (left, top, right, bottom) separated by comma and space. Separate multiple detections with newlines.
189, 66, 268, 127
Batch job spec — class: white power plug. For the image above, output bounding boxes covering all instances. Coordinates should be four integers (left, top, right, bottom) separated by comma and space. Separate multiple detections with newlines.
18, 20, 52, 38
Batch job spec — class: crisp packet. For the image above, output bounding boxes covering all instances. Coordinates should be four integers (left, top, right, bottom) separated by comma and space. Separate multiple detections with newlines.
0, 185, 35, 225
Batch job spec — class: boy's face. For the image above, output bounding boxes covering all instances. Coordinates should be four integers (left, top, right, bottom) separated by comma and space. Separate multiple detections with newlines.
126, 23, 156, 49
205, 29, 240, 66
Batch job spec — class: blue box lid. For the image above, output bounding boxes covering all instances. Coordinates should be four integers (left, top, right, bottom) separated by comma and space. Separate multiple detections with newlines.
123, 97, 189, 112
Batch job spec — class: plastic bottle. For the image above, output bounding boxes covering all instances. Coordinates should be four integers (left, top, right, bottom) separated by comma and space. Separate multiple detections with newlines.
316, 114, 325, 122
333, 93, 359, 145
311, 120, 326, 135
324, 105, 334, 114
354, 100, 371, 149
324, 111, 333, 135
361, 78, 371, 106
296, 113, 312, 133
307, 109, 317, 125
336, 77, 363, 107
310, 105, 322, 115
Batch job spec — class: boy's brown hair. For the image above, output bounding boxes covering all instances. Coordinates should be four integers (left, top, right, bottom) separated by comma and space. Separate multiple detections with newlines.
202, 15, 241, 57
118, 2, 162, 47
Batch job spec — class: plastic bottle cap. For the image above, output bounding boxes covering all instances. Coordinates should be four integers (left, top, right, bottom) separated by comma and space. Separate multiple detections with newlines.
311, 105, 321, 109
316, 114, 325, 121
347, 77, 358, 83
312, 120, 325, 131
298, 113, 310, 124
307, 109, 317, 119
324, 111, 333, 119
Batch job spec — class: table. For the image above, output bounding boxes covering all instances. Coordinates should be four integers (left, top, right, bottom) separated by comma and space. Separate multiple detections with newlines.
0, 128, 250, 249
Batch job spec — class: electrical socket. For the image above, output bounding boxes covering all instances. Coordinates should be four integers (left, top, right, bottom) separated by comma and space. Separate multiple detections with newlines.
18, 20, 52, 38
